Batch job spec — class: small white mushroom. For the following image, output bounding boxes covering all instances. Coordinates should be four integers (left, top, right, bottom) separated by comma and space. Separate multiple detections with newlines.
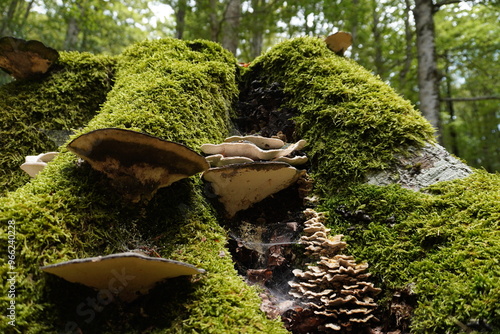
41, 252, 205, 302
20, 152, 59, 177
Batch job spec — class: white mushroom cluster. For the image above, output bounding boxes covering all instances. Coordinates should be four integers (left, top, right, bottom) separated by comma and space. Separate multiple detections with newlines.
202, 135, 307, 167
20, 152, 59, 177
289, 209, 381, 332
201, 135, 308, 217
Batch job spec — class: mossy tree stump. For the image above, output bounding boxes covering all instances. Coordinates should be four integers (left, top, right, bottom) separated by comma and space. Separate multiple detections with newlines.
1, 37, 499, 333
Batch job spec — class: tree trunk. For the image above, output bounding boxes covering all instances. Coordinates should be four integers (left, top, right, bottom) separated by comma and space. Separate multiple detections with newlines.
222, 0, 241, 54
399, 0, 414, 85
249, 0, 264, 59
371, 1, 383, 76
209, 0, 219, 41
175, 0, 187, 39
0, 0, 20, 35
413, 0, 441, 135
63, 16, 80, 50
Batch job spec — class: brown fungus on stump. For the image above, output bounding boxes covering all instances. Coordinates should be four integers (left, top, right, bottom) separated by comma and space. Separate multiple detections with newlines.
41, 252, 205, 302
67, 128, 209, 202
202, 162, 303, 218
324, 32, 353, 56
288, 209, 381, 332
0, 36, 59, 79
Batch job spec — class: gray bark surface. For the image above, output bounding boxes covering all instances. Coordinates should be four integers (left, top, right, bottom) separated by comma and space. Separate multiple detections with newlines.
367, 143, 473, 191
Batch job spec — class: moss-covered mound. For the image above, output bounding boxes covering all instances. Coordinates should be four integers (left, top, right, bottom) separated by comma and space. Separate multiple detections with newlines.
0, 38, 286, 333
242, 37, 499, 333
322, 171, 500, 332
0, 52, 116, 195
243, 37, 435, 192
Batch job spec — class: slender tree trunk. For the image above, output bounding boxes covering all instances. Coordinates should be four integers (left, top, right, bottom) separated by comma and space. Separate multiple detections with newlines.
209, 0, 219, 41
250, 0, 264, 59
175, 0, 187, 39
222, 0, 241, 54
413, 0, 441, 135
399, 0, 413, 84
371, 1, 383, 76
64, 16, 80, 50
0, 0, 20, 35
443, 51, 459, 155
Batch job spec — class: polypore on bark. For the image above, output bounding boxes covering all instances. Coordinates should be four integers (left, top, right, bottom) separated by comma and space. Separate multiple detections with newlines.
0, 36, 59, 79
67, 128, 209, 202
289, 209, 381, 332
41, 252, 205, 302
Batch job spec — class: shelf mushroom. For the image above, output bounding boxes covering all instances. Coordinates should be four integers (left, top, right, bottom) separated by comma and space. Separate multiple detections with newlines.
67, 128, 209, 202
20, 152, 59, 177
41, 252, 205, 302
203, 162, 303, 218
0, 36, 59, 80
201, 139, 306, 162
324, 32, 353, 56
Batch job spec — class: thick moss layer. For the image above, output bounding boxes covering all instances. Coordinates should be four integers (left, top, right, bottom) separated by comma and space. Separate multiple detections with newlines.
243, 36, 435, 192
243, 37, 498, 333
321, 171, 500, 333
0, 52, 116, 195
0, 38, 286, 333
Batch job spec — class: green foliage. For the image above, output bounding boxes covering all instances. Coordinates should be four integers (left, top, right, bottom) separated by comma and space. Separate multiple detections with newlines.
243, 36, 435, 193
0, 37, 285, 333
437, 4, 500, 172
320, 170, 500, 333
0, 52, 116, 195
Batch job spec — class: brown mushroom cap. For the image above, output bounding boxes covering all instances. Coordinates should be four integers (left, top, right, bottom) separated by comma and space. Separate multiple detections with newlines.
0, 36, 59, 79
68, 128, 209, 202
202, 162, 302, 217
41, 252, 205, 302
324, 32, 353, 56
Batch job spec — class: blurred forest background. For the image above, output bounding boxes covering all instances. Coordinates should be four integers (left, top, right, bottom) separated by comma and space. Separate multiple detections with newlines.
1, 0, 499, 172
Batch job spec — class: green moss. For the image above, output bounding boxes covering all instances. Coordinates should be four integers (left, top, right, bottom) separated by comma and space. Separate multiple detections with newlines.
243, 36, 435, 193
0, 52, 116, 195
0, 38, 285, 333
320, 170, 500, 333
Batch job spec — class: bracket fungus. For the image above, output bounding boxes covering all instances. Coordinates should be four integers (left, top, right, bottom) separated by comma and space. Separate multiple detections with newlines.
324, 32, 353, 56
224, 135, 285, 149
0, 36, 59, 80
289, 209, 381, 332
201, 135, 308, 217
41, 252, 205, 302
20, 152, 59, 177
203, 162, 303, 217
201, 138, 306, 162
67, 128, 209, 202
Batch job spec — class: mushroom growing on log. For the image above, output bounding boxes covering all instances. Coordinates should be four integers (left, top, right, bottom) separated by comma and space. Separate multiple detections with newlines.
41, 252, 205, 302
0, 36, 59, 79
68, 128, 209, 202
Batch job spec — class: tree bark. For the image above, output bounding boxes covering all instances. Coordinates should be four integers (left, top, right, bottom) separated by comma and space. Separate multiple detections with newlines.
175, 0, 188, 39
222, 0, 241, 54
0, 0, 20, 35
399, 0, 414, 85
249, 0, 265, 59
63, 16, 80, 50
371, 1, 383, 76
413, 0, 441, 134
